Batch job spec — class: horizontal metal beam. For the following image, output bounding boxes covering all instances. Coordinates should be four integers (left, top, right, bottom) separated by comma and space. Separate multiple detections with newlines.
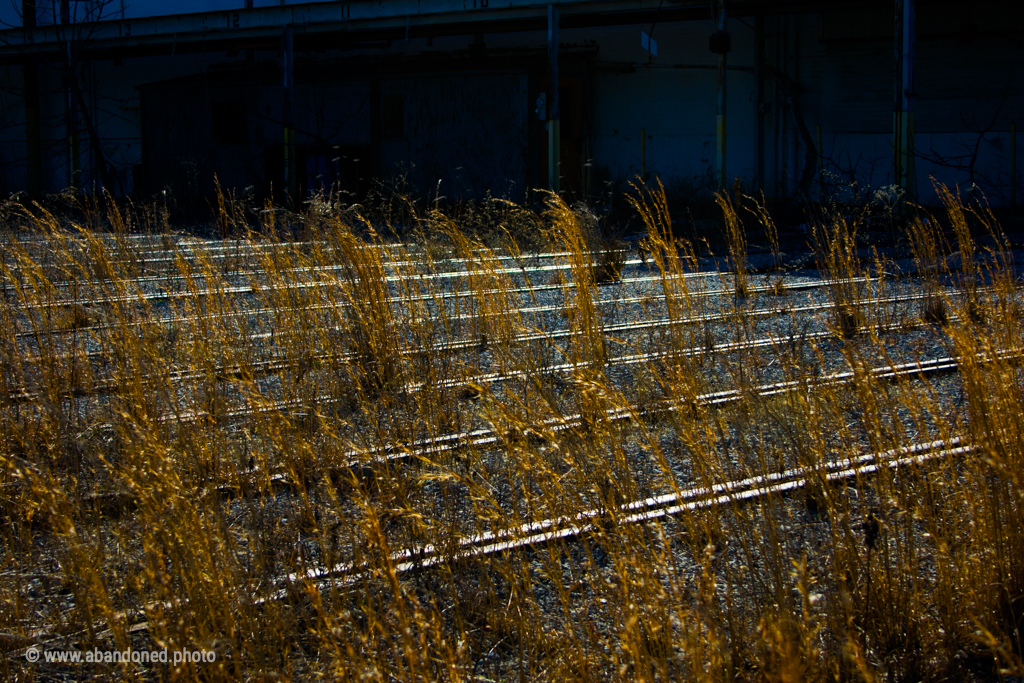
0, 0, 662, 54
0, 0, 877, 59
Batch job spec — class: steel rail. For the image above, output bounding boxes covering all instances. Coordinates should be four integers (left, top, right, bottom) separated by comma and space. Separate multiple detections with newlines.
4, 258, 659, 310
331, 352, 986, 472
6, 286, 958, 411
270, 438, 974, 599
163, 342, 1012, 471
1, 235, 407, 256
4, 288, 952, 405
26, 353, 997, 643
1, 248, 599, 290
10, 273, 870, 342
82, 436, 971, 636
211, 348, 1006, 500
57, 349, 996, 551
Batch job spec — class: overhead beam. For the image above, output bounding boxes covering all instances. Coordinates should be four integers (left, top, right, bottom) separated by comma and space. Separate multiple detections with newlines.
0, 0, 889, 60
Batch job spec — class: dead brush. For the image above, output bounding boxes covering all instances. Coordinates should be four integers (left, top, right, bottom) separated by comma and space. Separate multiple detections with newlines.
434, 210, 524, 363
937, 181, 991, 326
627, 178, 704, 354
544, 192, 606, 370
716, 192, 749, 300
3, 186, 1024, 681
322, 219, 405, 398
906, 213, 952, 326
592, 239, 628, 284
811, 216, 866, 339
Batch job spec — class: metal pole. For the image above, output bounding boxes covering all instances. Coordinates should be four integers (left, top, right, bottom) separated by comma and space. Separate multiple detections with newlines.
893, 0, 902, 189
547, 4, 560, 193
900, 0, 915, 199
60, 0, 77, 188
816, 124, 824, 198
755, 14, 765, 192
640, 126, 646, 180
22, 0, 42, 197
714, 0, 727, 191
245, 0, 254, 64
1012, 120, 1017, 208
282, 25, 295, 202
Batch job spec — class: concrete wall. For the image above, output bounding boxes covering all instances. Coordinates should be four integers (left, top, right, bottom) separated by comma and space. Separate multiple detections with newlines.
0, 3, 1019, 207
380, 73, 529, 201
580, 21, 758, 196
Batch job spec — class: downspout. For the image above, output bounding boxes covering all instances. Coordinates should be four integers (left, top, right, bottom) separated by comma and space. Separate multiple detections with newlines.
22, 0, 42, 197
899, 0, 915, 199
755, 14, 765, 192
714, 0, 728, 191
282, 25, 296, 202
548, 4, 560, 193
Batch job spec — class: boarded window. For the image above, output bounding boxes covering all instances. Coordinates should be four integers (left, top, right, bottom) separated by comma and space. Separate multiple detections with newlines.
381, 93, 404, 140
211, 98, 248, 144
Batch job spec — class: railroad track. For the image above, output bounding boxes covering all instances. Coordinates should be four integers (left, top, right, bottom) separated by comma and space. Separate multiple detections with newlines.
2, 248, 596, 290
271, 438, 974, 598
2, 255, 653, 310
9, 273, 872, 343
303, 352, 995, 478
56, 436, 971, 643
168, 349, 1005, 505
6, 287, 947, 411
6, 345, 1007, 648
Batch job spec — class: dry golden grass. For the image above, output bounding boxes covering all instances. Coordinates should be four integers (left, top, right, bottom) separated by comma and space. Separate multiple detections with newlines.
0, 183, 1021, 682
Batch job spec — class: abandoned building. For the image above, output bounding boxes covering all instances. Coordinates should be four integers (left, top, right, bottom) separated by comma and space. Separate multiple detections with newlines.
0, 0, 1019, 208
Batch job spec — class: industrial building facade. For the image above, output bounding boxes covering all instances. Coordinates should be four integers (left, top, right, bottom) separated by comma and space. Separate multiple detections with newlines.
0, 0, 1020, 207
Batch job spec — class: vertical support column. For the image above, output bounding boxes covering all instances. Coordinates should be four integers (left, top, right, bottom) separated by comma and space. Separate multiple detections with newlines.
900, 0, 915, 199
772, 14, 783, 199
547, 4, 560, 193
816, 124, 824, 197
369, 78, 381, 184
245, 0, 254, 64
282, 25, 296, 202
893, 0, 901, 188
22, 0, 42, 197
892, 1, 901, 188
640, 126, 646, 180
1012, 120, 1017, 208
714, 0, 728, 191
61, 0, 77, 189
894, 0, 915, 198
755, 14, 765, 192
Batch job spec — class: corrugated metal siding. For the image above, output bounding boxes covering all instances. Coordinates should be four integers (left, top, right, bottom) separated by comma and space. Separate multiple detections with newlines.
817, 2, 1023, 136
812, 4, 1022, 202
380, 73, 528, 201
141, 83, 259, 195
915, 39, 1023, 134
586, 20, 759, 189
817, 44, 893, 134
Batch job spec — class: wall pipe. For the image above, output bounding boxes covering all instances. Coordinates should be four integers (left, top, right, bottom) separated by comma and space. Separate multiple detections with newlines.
548, 4, 560, 193
22, 0, 42, 197
895, 0, 915, 199
1012, 120, 1017, 208
714, 0, 727, 191
755, 13, 764, 191
282, 24, 295, 202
